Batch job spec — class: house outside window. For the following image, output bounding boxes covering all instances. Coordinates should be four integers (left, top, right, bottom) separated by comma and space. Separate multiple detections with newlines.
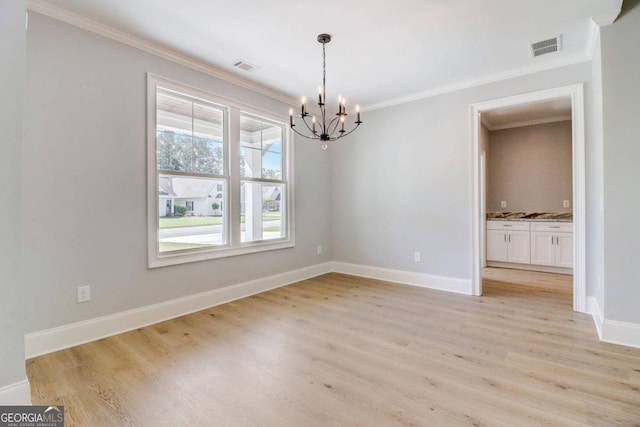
147, 75, 294, 267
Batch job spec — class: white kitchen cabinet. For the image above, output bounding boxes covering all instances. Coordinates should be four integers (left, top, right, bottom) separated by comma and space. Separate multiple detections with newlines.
507, 230, 531, 264
530, 232, 555, 265
486, 221, 530, 264
487, 229, 508, 261
530, 222, 573, 268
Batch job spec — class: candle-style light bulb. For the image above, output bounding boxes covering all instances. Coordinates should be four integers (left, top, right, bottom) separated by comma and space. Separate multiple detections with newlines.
289, 108, 294, 126
312, 115, 316, 133
356, 104, 361, 123
318, 86, 323, 104
301, 97, 307, 116
340, 115, 345, 131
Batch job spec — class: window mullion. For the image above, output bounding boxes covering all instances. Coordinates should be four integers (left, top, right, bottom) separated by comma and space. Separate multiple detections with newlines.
229, 107, 242, 246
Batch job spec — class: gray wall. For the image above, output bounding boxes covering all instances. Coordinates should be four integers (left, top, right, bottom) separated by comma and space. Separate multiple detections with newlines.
601, 0, 640, 324
331, 62, 592, 281
0, 0, 27, 389
487, 121, 573, 213
23, 13, 331, 333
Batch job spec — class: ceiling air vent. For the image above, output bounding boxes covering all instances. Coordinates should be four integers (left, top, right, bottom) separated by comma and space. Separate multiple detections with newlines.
530, 35, 561, 57
233, 59, 257, 72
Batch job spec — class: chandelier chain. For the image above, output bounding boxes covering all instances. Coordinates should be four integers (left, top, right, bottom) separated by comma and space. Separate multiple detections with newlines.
322, 40, 326, 94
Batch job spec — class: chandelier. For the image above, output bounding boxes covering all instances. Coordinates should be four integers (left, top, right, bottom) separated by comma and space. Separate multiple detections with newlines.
289, 33, 362, 149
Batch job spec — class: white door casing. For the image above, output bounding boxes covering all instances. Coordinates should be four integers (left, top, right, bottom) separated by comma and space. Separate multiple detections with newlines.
471, 84, 585, 312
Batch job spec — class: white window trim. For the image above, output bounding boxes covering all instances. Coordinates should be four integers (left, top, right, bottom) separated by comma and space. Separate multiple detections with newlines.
147, 74, 295, 268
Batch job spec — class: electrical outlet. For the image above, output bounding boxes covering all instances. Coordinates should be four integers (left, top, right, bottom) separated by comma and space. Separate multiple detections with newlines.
563, 200, 570, 208
414, 252, 421, 263
316, 245, 322, 255
77, 285, 91, 303
500, 201, 507, 208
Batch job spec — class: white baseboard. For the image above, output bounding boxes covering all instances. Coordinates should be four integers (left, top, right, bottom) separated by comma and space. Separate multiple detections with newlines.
486, 261, 572, 275
0, 379, 31, 405
587, 296, 603, 339
25, 259, 640, 357
331, 261, 472, 295
25, 262, 332, 359
587, 295, 640, 349
601, 318, 640, 349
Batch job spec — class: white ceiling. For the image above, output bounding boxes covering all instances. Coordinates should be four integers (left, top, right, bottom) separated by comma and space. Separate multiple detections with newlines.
33, 0, 615, 110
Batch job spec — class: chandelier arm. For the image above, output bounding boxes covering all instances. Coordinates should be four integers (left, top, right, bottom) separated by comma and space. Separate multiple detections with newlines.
291, 125, 317, 140
299, 115, 317, 135
327, 116, 341, 136
334, 122, 362, 139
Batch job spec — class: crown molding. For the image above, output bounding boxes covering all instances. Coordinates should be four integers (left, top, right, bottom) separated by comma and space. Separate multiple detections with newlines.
26, 0, 297, 107
592, 0, 623, 26
27, 0, 607, 115
362, 52, 591, 112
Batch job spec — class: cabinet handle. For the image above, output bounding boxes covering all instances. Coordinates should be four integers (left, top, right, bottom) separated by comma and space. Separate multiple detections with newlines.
504, 233, 506, 242
503, 224, 512, 227
550, 226, 560, 229
508, 234, 511, 242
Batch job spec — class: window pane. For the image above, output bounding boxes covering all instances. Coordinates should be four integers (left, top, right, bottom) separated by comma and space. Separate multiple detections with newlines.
157, 90, 224, 175
241, 182, 284, 242
262, 151, 282, 179
240, 146, 262, 178
158, 174, 226, 252
261, 124, 282, 153
240, 114, 284, 179
265, 139, 282, 154
193, 137, 223, 175
157, 92, 192, 134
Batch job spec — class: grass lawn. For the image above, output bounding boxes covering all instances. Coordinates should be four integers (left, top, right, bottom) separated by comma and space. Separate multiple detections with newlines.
262, 213, 281, 221
160, 216, 222, 228
263, 226, 281, 232
159, 241, 212, 252
160, 213, 281, 229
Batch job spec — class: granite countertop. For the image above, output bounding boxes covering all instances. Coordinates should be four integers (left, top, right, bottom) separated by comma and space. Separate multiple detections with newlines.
486, 212, 573, 222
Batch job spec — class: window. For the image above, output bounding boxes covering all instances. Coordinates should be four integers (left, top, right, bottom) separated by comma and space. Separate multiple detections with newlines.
147, 75, 294, 267
240, 114, 286, 243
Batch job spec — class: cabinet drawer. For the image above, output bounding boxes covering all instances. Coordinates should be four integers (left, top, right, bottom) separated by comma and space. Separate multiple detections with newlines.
486, 220, 530, 231
530, 222, 573, 233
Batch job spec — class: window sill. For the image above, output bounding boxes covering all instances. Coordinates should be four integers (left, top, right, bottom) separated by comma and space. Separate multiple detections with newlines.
148, 238, 295, 268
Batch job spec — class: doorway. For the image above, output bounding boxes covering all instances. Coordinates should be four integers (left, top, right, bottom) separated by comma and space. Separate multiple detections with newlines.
471, 84, 586, 313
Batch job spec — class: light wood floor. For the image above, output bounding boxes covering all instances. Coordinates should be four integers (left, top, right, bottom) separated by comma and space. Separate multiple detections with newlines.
27, 269, 640, 426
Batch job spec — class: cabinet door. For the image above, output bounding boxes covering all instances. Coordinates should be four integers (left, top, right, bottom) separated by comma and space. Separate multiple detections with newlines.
530, 232, 555, 266
486, 230, 508, 262
555, 233, 574, 268
507, 230, 530, 264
